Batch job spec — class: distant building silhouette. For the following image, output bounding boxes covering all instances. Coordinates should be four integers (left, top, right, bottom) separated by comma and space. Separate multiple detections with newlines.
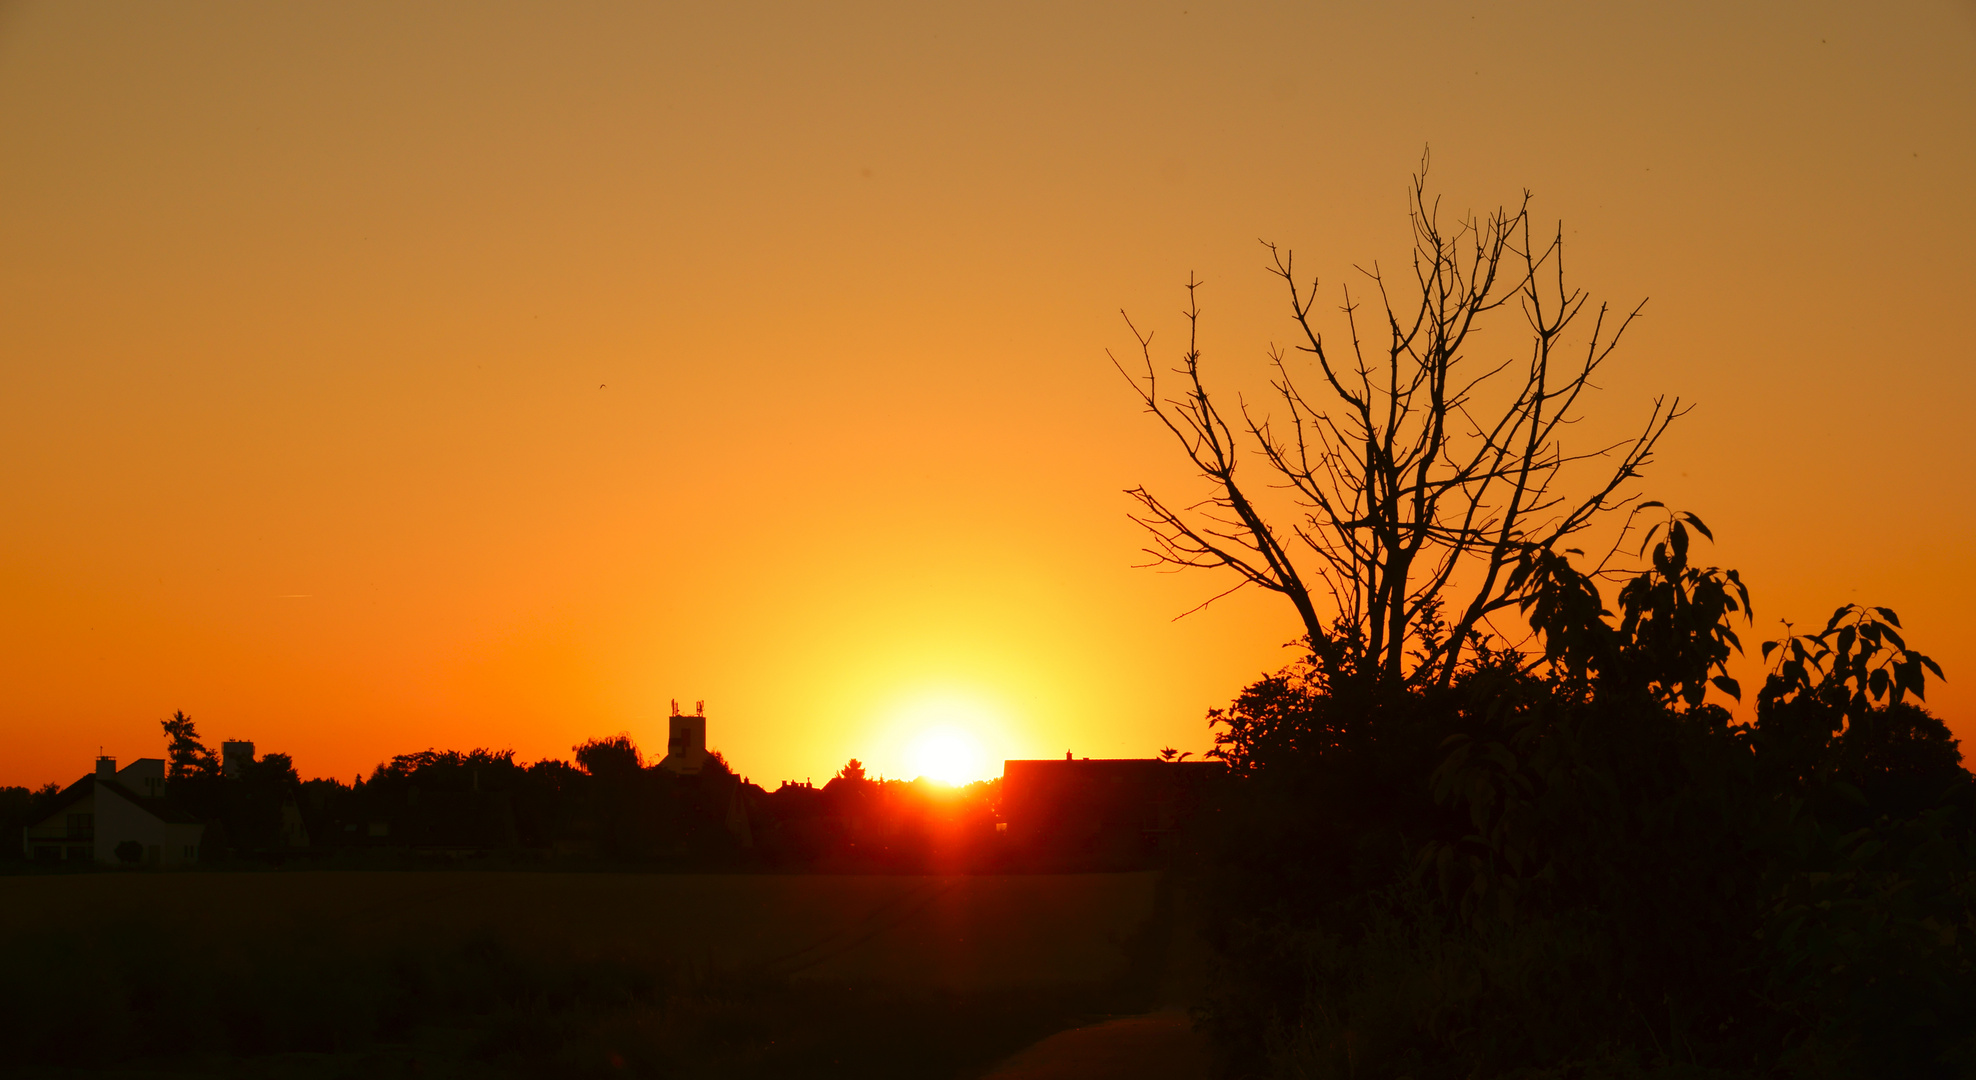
659, 700, 710, 775
1000, 756, 1222, 868
23, 755, 204, 865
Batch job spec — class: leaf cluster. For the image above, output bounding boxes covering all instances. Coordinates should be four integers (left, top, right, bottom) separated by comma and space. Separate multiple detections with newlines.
1761, 603, 1945, 725
1510, 506, 1750, 709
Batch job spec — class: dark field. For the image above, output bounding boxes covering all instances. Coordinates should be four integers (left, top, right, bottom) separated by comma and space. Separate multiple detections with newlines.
1, 870, 1181, 1079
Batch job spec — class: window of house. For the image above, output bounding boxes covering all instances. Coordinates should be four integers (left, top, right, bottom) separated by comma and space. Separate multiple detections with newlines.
66, 813, 93, 838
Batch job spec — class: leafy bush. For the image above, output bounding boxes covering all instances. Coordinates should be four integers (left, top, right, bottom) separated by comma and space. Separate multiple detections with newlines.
1192, 521, 1976, 1079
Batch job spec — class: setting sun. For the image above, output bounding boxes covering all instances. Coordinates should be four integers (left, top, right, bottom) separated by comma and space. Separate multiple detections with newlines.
906, 727, 989, 786
881, 693, 1003, 784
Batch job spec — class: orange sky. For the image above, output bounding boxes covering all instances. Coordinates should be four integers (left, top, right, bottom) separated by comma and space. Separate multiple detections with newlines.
3, 1, 1973, 789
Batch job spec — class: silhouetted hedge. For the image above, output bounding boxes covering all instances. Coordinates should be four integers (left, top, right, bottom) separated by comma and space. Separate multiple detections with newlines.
1192, 539, 1975, 1078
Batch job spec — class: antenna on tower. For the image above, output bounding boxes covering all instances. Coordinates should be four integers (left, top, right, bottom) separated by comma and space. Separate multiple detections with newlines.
696, 700, 704, 716
670, 698, 679, 717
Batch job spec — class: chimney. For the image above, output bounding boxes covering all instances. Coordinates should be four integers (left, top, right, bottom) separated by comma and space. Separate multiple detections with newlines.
96, 755, 116, 779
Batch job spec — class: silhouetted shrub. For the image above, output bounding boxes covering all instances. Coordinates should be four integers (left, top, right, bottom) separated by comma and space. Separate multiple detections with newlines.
1192, 541, 1975, 1078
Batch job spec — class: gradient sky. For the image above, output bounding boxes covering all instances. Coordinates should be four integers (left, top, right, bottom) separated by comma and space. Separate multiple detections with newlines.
3, 1, 1973, 788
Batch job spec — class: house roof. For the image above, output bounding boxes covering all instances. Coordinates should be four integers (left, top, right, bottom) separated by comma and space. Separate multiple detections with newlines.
33, 774, 205, 827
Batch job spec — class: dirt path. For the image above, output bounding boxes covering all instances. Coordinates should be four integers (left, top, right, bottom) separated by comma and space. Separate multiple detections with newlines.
982, 1009, 1210, 1080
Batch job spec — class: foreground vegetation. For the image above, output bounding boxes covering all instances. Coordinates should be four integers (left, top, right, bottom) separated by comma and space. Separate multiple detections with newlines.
1187, 527, 1973, 1078
1121, 166, 1974, 1077
0, 870, 1173, 1078
5, 925, 1092, 1078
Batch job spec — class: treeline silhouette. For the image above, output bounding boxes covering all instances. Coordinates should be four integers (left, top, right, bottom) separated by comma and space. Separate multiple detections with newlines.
1190, 519, 1975, 1078
1, 726, 1003, 873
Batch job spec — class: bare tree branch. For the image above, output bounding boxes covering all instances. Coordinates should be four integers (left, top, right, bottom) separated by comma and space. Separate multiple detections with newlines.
1116, 159, 1679, 692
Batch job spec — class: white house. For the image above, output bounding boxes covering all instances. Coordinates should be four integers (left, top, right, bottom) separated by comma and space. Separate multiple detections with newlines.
23, 756, 205, 866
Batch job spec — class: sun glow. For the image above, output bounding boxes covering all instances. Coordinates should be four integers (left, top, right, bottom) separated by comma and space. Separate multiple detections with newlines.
887, 694, 1003, 785
907, 727, 989, 786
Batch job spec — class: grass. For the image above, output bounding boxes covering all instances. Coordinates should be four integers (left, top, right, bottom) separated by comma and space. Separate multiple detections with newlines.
0, 870, 1173, 1078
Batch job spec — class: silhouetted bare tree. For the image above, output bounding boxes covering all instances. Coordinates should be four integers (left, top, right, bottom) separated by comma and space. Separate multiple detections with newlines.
1117, 157, 1680, 691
